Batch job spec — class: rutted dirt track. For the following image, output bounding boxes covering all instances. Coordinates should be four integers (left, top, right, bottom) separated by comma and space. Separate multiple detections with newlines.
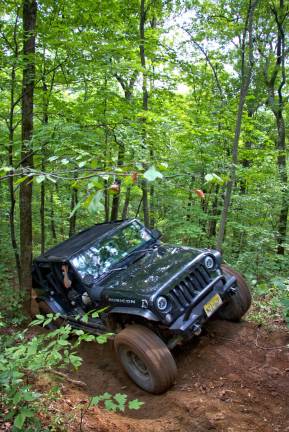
61, 320, 289, 432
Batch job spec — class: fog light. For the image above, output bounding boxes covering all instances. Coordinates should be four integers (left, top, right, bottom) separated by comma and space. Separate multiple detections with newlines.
204, 256, 214, 269
156, 296, 168, 311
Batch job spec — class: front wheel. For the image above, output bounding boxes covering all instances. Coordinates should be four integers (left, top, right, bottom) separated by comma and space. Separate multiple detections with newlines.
218, 264, 251, 321
114, 325, 177, 394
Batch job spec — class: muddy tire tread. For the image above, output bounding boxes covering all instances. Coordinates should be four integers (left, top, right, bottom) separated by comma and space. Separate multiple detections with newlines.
114, 324, 177, 394
218, 264, 252, 321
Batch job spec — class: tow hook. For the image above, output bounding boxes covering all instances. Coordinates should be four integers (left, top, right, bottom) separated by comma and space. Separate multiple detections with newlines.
228, 286, 237, 296
192, 324, 202, 336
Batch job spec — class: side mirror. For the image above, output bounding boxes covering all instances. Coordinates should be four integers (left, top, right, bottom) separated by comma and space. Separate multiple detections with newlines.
151, 228, 162, 239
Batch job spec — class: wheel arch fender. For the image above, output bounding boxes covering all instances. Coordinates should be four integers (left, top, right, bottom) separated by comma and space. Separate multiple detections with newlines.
108, 306, 159, 322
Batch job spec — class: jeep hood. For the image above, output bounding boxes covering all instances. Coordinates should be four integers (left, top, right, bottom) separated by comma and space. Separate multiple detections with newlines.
90, 245, 204, 302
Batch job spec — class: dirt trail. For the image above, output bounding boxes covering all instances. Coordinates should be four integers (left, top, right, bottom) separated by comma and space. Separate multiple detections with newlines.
60, 321, 289, 431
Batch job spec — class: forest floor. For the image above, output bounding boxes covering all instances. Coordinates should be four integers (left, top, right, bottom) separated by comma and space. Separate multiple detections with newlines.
42, 319, 289, 432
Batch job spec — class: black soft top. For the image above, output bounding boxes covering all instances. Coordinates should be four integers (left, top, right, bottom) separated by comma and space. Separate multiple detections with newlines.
35, 220, 125, 262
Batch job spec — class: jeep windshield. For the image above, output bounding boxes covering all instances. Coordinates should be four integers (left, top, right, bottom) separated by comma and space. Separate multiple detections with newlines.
70, 220, 153, 280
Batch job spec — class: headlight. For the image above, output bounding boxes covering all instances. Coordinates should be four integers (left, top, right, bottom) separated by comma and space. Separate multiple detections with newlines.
156, 296, 168, 311
204, 256, 215, 270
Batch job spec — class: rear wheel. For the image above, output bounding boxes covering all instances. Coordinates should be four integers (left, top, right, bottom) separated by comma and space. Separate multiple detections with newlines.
218, 264, 251, 321
114, 325, 177, 394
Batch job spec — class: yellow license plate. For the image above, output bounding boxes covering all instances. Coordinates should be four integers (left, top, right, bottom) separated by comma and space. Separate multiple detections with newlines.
204, 293, 223, 317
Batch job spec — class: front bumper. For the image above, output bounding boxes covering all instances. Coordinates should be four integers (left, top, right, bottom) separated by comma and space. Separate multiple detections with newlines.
169, 274, 236, 334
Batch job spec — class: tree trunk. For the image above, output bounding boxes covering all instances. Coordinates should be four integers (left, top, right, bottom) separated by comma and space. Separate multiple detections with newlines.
263, 0, 287, 255
150, 184, 155, 228
69, 185, 78, 237
7, 27, 21, 287
50, 187, 57, 240
104, 180, 110, 222
110, 140, 125, 221
142, 179, 150, 227
216, 0, 259, 251
240, 108, 255, 194
139, 0, 150, 227
275, 112, 287, 254
111, 73, 137, 222
40, 81, 48, 254
20, 0, 37, 312
122, 187, 131, 220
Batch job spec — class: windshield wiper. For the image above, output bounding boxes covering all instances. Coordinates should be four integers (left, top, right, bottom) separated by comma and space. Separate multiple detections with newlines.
100, 266, 128, 279
123, 246, 157, 260
99, 246, 158, 280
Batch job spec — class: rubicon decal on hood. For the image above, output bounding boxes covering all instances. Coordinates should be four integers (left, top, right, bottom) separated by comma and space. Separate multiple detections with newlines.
108, 297, 136, 304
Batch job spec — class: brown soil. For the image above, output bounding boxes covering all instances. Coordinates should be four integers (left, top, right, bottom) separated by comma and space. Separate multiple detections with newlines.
52, 320, 289, 432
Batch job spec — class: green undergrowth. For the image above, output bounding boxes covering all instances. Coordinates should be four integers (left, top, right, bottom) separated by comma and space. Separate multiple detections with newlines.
0, 262, 25, 326
247, 276, 289, 329
0, 313, 143, 431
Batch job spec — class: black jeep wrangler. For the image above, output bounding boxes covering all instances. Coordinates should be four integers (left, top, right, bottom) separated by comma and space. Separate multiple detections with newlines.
32, 219, 251, 394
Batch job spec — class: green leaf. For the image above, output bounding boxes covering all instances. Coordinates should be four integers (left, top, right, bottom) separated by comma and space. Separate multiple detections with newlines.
91, 310, 100, 318
12, 392, 22, 404
205, 173, 223, 184
114, 393, 127, 411
94, 306, 109, 316
143, 165, 163, 182
89, 396, 101, 407
88, 191, 104, 214
128, 399, 144, 410
69, 200, 82, 218
73, 329, 84, 336
96, 334, 112, 344
48, 156, 58, 162
20, 408, 34, 417
47, 175, 57, 183
14, 176, 29, 186
35, 175, 46, 184
22, 391, 40, 402
69, 353, 82, 368
14, 412, 26, 429
57, 339, 70, 346
104, 399, 118, 412
280, 298, 289, 308
100, 392, 112, 400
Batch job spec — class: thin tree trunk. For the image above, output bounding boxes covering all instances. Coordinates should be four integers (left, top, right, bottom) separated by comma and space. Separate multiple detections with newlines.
240, 108, 254, 194
207, 185, 220, 238
50, 187, 57, 240
103, 75, 111, 223
104, 180, 110, 222
111, 73, 137, 222
139, 0, 150, 227
110, 140, 124, 221
142, 179, 150, 227
263, 0, 287, 255
40, 80, 48, 254
275, 112, 287, 254
150, 184, 155, 228
216, 0, 259, 251
122, 187, 131, 220
7, 16, 21, 286
69, 184, 78, 237
20, 0, 37, 312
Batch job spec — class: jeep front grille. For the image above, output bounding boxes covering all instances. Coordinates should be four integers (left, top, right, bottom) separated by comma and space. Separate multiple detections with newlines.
168, 264, 212, 309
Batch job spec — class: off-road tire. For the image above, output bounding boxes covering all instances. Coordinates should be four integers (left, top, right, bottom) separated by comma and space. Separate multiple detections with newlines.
218, 264, 251, 321
114, 324, 177, 394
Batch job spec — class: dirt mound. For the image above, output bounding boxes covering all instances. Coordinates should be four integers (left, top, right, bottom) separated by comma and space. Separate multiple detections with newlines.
62, 320, 289, 431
